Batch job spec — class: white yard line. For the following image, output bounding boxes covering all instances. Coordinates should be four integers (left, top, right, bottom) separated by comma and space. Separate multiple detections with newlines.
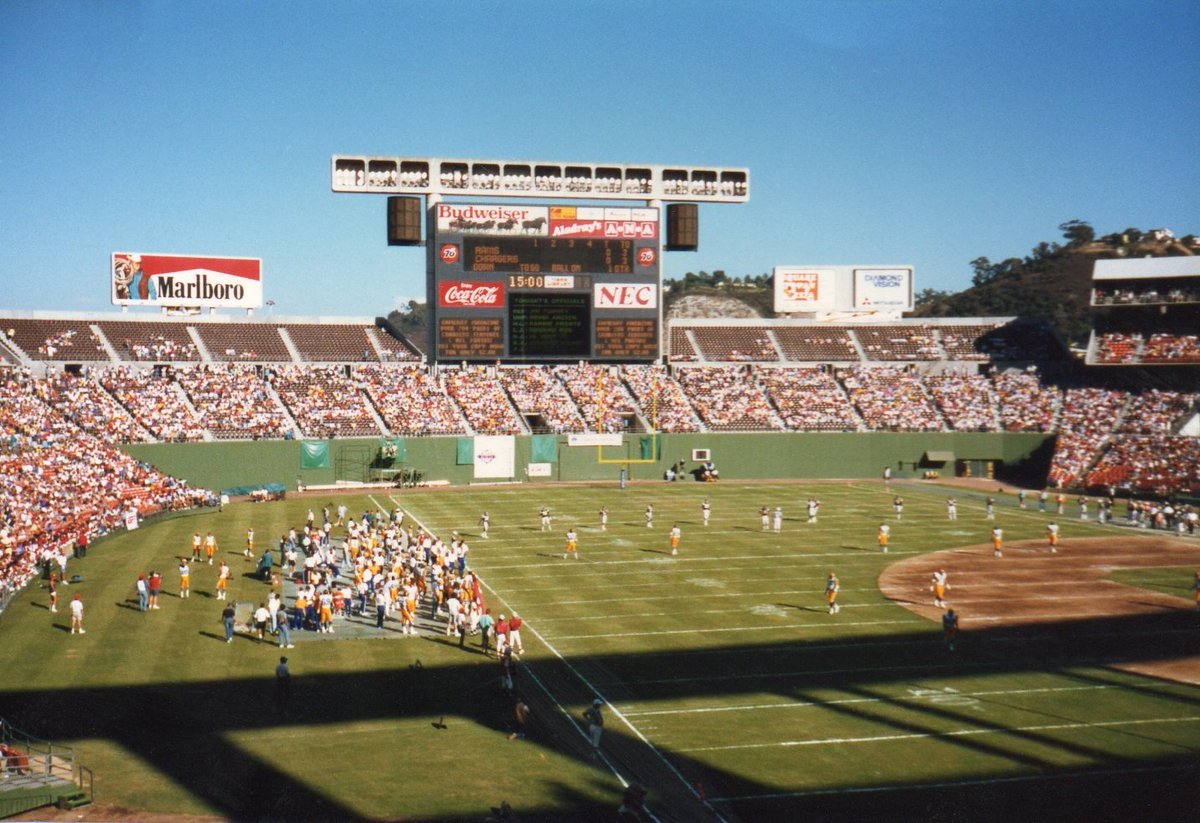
681, 715, 1200, 753
622, 684, 1118, 717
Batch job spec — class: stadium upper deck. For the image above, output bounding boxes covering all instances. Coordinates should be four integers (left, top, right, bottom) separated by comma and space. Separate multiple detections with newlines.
0, 313, 1064, 368
0, 312, 422, 366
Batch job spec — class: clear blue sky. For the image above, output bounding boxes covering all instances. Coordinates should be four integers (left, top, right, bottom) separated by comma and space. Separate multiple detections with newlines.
2, 0, 1197, 316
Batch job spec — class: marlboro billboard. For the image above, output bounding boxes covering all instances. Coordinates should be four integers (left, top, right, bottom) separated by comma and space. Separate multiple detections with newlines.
112, 252, 263, 309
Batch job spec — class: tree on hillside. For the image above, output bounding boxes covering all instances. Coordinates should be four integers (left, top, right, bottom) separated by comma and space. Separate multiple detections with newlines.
1059, 220, 1095, 247
915, 288, 950, 309
387, 300, 427, 339
970, 257, 995, 287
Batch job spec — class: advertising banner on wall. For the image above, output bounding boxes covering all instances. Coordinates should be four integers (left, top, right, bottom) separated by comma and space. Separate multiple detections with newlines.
853, 268, 913, 311
435, 203, 658, 239
473, 435, 515, 479
774, 267, 833, 312
438, 280, 505, 308
593, 283, 657, 309
112, 253, 262, 309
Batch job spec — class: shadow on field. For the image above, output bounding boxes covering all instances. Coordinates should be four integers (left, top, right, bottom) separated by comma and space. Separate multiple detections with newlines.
4, 608, 1200, 821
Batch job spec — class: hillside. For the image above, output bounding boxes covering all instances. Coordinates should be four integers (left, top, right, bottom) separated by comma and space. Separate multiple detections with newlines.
913, 226, 1195, 345
664, 223, 1197, 347
911, 246, 1103, 346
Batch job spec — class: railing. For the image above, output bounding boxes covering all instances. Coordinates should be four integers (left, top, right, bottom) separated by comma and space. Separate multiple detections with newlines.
0, 717, 91, 810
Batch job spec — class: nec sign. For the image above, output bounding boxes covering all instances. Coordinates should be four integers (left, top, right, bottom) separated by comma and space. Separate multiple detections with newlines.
593, 284, 657, 308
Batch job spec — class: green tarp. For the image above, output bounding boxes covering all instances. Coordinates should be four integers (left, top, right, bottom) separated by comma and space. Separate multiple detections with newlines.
300, 440, 330, 469
531, 435, 558, 463
456, 437, 474, 465
640, 435, 661, 460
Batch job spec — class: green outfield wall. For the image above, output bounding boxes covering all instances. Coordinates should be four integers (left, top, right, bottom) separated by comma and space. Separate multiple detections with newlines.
122, 432, 1053, 493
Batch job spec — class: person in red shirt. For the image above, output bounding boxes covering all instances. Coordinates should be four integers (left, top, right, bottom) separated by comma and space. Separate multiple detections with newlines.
508, 612, 524, 656
494, 614, 510, 658
148, 570, 162, 609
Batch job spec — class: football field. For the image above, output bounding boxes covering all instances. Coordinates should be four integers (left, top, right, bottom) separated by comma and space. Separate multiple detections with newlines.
2, 479, 1198, 821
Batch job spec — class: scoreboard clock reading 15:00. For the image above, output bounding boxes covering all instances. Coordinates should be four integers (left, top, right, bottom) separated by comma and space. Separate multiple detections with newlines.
432, 203, 660, 362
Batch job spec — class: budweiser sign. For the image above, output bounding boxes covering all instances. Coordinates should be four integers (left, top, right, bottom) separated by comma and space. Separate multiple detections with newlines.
438, 280, 505, 308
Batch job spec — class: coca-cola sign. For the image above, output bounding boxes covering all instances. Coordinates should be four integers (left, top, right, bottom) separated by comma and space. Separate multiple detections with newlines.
438, 280, 505, 308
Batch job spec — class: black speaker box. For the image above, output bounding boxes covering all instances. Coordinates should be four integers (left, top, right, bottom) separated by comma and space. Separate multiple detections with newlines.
666, 203, 698, 251
387, 196, 422, 246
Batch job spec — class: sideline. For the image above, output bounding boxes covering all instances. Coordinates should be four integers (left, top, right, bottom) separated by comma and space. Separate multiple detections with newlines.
389, 496, 722, 823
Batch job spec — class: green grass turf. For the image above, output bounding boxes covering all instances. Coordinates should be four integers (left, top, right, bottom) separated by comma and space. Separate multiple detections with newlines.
2, 479, 1198, 820
1108, 565, 1198, 601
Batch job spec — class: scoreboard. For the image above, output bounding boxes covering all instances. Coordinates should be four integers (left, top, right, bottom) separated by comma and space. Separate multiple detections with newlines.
432, 204, 660, 362
465, 236, 635, 274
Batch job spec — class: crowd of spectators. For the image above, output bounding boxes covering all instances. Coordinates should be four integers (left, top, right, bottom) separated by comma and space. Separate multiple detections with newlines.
39, 371, 149, 443
1093, 284, 1200, 305
1095, 332, 1142, 364
1086, 435, 1200, 495
100, 367, 208, 442
756, 367, 859, 431
1048, 388, 1129, 486
992, 369, 1060, 432
272, 366, 380, 439
1118, 390, 1197, 434
1, 359, 1194, 502
839, 366, 945, 431
556, 364, 639, 434
121, 335, 199, 362
620, 365, 700, 432
1123, 499, 1199, 532
175, 365, 293, 440
358, 365, 466, 436
0, 368, 210, 600
442, 366, 525, 436
675, 367, 782, 431
936, 326, 993, 361
498, 367, 586, 434
856, 326, 941, 361
925, 371, 1000, 431
42, 327, 102, 359
1141, 333, 1200, 363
